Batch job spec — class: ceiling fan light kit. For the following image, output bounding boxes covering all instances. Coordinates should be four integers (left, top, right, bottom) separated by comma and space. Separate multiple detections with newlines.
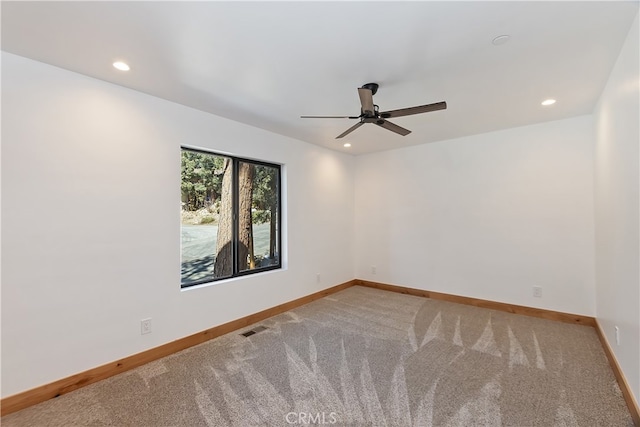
301, 83, 447, 139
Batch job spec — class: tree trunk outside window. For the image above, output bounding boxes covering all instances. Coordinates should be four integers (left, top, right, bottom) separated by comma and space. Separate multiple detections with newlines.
213, 160, 255, 276
213, 159, 233, 277
239, 162, 255, 270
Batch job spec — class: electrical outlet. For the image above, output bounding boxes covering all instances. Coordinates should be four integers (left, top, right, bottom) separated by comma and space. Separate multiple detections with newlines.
316, 273, 321, 283
615, 326, 620, 346
533, 286, 542, 298
371, 266, 376, 275
141, 318, 152, 335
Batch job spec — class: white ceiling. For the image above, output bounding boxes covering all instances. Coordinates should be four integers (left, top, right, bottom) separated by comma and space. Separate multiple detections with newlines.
2, 1, 638, 155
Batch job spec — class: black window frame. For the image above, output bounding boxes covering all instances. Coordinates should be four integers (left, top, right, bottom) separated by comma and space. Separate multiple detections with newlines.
180, 147, 282, 288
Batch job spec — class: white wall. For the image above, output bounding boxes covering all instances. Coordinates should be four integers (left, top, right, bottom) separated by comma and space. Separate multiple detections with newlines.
355, 115, 596, 316
0, 52, 355, 397
594, 14, 640, 403
3, 21, 638, 403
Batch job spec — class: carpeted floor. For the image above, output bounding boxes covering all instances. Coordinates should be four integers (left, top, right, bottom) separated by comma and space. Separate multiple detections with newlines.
2, 286, 633, 426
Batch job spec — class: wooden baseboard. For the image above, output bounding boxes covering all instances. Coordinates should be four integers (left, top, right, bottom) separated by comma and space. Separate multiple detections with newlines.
594, 320, 640, 426
5, 278, 637, 423
0, 279, 357, 417
356, 279, 596, 326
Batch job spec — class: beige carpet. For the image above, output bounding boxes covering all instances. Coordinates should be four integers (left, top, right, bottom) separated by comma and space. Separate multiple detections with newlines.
2, 286, 633, 426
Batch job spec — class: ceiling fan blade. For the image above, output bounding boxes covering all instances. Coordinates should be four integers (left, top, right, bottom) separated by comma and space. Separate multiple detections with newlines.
375, 119, 411, 136
380, 101, 447, 119
336, 121, 364, 139
300, 115, 360, 119
358, 88, 375, 115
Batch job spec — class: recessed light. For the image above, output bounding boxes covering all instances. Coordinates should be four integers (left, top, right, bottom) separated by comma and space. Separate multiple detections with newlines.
113, 61, 130, 71
492, 35, 511, 46
541, 99, 556, 106
343, 143, 351, 148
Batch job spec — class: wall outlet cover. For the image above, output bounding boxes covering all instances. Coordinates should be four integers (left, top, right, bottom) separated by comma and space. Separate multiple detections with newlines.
141, 318, 152, 335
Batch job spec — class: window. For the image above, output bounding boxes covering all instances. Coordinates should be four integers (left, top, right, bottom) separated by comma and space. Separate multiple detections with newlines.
180, 148, 281, 287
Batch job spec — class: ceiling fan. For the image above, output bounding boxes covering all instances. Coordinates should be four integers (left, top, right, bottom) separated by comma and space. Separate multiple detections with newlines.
301, 83, 447, 139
